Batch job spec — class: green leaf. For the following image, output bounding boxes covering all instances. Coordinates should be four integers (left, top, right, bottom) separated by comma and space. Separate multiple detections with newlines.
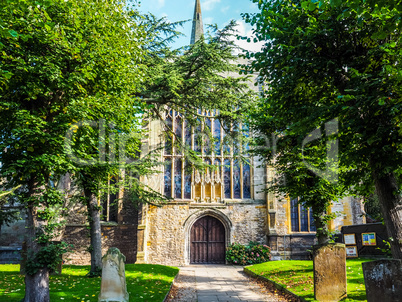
2, 70, 13, 79
301, 1, 309, 10
8, 29, 18, 38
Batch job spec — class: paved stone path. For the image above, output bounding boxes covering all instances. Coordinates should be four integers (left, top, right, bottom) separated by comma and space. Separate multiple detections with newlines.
166, 265, 290, 302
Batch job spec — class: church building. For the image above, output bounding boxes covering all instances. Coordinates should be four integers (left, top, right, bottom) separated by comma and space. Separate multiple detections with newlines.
133, 0, 365, 266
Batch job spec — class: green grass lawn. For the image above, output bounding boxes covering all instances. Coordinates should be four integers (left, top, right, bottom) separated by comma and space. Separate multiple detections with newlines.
246, 258, 372, 301
0, 264, 179, 302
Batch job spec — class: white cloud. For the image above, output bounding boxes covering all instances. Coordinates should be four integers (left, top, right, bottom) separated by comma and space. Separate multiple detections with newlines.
203, 17, 214, 25
221, 5, 230, 13
148, 0, 164, 10
231, 20, 264, 54
249, 2, 258, 9
202, 0, 221, 11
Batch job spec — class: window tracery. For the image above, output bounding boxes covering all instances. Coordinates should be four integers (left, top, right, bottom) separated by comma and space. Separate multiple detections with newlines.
163, 109, 252, 202
290, 197, 316, 232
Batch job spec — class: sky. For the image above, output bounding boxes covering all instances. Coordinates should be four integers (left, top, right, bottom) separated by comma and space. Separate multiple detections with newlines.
136, 0, 264, 52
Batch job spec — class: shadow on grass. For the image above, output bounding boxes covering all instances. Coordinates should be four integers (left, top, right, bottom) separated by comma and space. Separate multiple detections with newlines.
0, 264, 178, 302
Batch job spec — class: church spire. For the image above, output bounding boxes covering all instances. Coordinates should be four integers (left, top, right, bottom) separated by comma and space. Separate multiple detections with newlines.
190, 0, 204, 44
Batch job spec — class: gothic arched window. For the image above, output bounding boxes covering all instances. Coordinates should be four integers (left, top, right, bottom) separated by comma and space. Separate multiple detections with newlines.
163, 109, 252, 202
290, 197, 316, 232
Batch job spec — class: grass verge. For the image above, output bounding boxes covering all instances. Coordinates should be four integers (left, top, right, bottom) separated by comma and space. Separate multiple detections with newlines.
0, 264, 179, 302
245, 258, 372, 301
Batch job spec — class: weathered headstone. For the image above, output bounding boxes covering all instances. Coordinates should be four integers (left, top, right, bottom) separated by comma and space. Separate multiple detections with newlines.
362, 259, 402, 302
98, 247, 129, 302
313, 243, 347, 301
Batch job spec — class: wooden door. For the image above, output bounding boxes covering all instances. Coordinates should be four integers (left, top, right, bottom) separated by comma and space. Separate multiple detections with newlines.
190, 216, 225, 264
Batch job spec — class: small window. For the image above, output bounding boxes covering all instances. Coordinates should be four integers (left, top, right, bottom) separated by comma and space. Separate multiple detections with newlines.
290, 197, 316, 232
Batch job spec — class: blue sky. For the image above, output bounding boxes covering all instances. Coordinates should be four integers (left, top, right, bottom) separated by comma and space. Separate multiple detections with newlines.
136, 0, 263, 51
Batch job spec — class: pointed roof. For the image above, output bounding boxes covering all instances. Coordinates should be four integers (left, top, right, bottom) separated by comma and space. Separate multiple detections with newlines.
190, 0, 204, 44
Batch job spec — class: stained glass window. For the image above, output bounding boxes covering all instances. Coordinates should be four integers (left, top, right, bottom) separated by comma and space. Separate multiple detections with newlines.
174, 159, 182, 198
194, 118, 202, 153
233, 161, 241, 199
184, 120, 192, 147
290, 198, 299, 232
163, 109, 252, 201
309, 209, 316, 231
222, 121, 231, 155
165, 113, 172, 155
175, 113, 182, 153
164, 160, 172, 197
243, 124, 250, 151
243, 163, 251, 199
224, 159, 231, 199
300, 204, 309, 232
184, 163, 192, 199
290, 197, 316, 232
214, 159, 222, 200
214, 119, 221, 155
204, 118, 212, 155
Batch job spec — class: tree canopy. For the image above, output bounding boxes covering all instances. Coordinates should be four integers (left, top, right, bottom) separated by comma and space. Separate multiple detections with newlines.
243, 0, 402, 258
0, 0, 147, 299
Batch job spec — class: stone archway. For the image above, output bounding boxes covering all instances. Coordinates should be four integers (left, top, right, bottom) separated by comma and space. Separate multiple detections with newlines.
183, 209, 232, 265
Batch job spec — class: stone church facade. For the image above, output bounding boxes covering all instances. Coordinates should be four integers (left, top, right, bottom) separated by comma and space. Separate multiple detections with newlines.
133, 0, 365, 266
135, 105, 364, 266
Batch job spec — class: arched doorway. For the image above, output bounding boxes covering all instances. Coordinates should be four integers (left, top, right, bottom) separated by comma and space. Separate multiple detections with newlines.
190, 216, 226, 264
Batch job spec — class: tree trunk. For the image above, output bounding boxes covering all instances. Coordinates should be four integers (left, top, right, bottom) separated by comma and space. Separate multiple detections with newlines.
311, 199, 330, 245
84, 188, 103, 276
313, 209, 330, 245
373, 171, 402, 260
23, 196, 50, 302
23, 268, 50, 302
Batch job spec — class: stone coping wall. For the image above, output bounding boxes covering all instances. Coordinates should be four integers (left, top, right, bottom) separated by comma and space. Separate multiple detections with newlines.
269, 234, 317, 260
63, 224, 137, 265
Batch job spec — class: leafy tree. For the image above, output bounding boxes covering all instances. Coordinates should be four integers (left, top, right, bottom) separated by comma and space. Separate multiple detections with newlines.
364, 194, 383, 222
0, 0, 146, 300
66, 116, 151, 276
243, 0, 402, 258
139, 17, 257, 168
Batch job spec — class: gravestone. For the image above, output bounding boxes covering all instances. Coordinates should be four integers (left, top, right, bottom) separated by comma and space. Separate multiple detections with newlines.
313, 243, 347, 301
98, 248, 129, 302
362, 259, 402, 302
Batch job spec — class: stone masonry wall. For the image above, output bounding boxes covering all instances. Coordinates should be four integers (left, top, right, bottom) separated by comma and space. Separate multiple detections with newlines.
63, 224, 137, 265
144, 201, 267, 266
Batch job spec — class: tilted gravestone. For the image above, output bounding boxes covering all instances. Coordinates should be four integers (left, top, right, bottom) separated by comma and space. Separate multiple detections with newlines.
313, 243, 347, 301
98, 247, 129, 302
362, 259, 402, 302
